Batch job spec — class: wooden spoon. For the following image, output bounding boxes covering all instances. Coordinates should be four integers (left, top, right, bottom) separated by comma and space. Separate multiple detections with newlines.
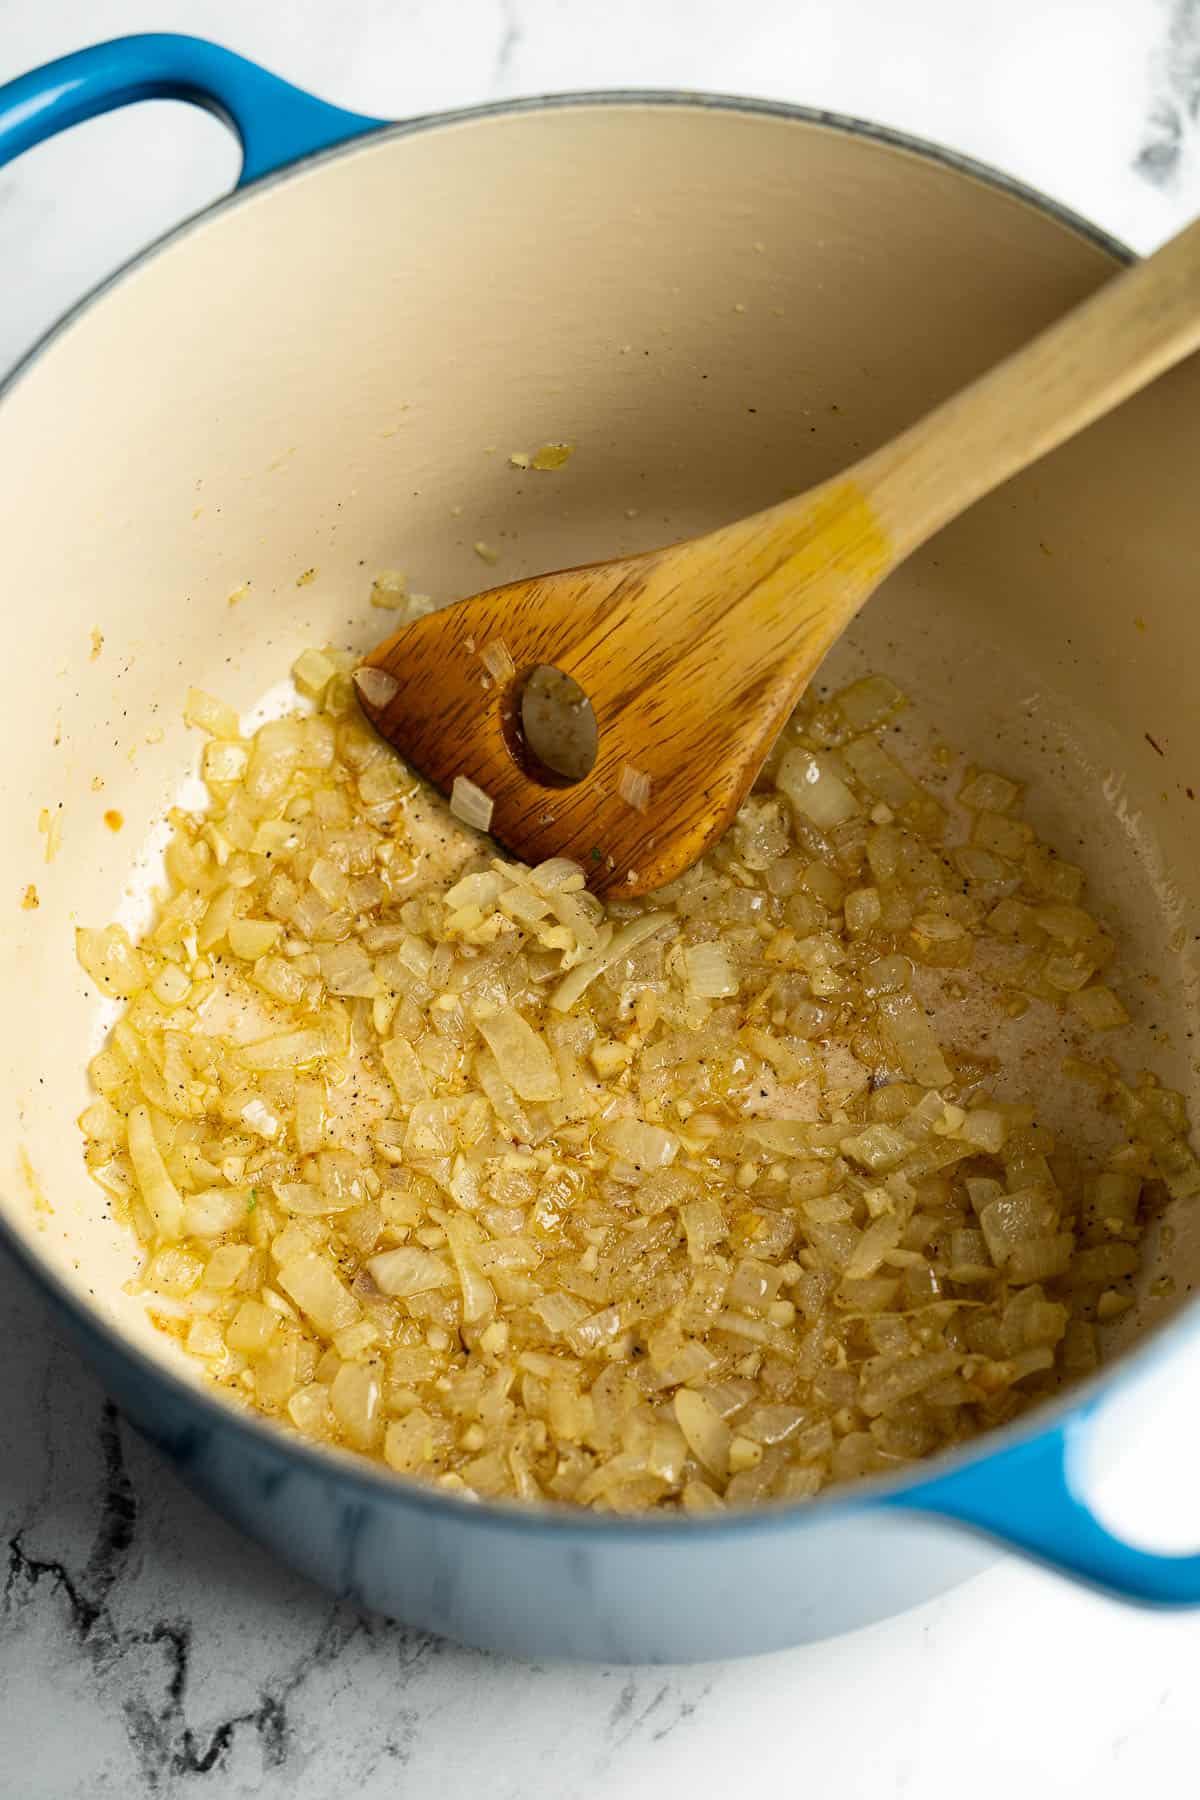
355, 216, 1200, 898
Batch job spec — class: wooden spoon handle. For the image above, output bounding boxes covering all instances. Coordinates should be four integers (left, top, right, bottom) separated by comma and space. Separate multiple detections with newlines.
856, 213, 1200, 558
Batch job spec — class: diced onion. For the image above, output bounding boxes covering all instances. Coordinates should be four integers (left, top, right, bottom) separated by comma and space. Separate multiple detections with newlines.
277, 1252, 360, 1335
777, 747, 860, 828
126, 1104, 183, 1240
291, 648, 339, 701
405, 1100, 455, 1157
1069, 985, 1130, 1031
550, 913, 673, 1012
239, 1028, 325, 1070
674, 1390, 732, 1478
381, 1034, 430, 1105
843, 736, 929, 815
317, 941, 377, 997
450, 776, 495, 832
475, 1007, 561, 1101
76, 925, 148, 998
833, 674, 906, 732
184, 687, 240, 739
352, 666, 400, 709
618, 763, 652, 813
369, 570, 408, 608
683, 941, 739, 998
203, 740, 249, 784
145, 935, 190, 991
600, 1116, 679, 1169
530, 443, 573, 470
876, 991, 952, 1087
443, 1217, 496, 1323
480, 639, 516, 682
227, 918, 280, 960
227, 1299, 280, 1354
180, 1195, 248, 1238
529, 858, 585, 895
959, 769, 1022, 813
366, 1247, 453, 1296
74, 643, 1181, 1521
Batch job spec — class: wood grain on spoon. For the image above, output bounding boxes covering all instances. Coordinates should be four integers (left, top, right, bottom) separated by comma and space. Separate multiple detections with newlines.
356, 214, 1200, 897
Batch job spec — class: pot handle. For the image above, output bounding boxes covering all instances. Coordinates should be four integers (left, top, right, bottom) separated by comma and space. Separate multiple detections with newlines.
0, 32, 383, 186
892, 1413, 1200, 1606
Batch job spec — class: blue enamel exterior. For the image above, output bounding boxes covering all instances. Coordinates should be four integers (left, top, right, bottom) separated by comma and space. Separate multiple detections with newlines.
0, 32, 383, 185
895, 1404, 1200, 1605
2, 32, 1199, 1656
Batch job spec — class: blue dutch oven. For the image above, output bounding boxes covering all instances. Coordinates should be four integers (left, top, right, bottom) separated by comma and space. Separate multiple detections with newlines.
2, 35, 1199, 1660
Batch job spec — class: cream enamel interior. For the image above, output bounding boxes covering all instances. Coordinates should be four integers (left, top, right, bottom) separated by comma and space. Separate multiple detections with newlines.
2, 100, 1199, 1421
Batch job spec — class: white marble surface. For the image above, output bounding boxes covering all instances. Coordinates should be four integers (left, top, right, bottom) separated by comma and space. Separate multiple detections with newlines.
4, 1, 1200, 1793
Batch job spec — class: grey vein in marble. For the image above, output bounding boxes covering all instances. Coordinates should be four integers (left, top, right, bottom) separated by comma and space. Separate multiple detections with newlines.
491, 0, 524, 90
2, 1369, 433, 1789
1136, 0, 1200, 184
0, 1261, 720, 1797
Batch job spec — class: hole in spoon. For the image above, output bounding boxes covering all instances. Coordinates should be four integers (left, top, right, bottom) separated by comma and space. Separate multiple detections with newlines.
510, 666, 598, 785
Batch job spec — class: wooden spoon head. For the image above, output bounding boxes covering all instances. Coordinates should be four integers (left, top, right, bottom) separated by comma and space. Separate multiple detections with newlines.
356, 482, 892, 896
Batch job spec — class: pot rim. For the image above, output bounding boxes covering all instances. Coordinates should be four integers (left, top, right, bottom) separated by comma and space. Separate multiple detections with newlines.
2, 85, 1173, 1546
0, 85, 1133, 415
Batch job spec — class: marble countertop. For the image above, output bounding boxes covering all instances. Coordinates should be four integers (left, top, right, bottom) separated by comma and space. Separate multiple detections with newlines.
4, 1, 1200, 1793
